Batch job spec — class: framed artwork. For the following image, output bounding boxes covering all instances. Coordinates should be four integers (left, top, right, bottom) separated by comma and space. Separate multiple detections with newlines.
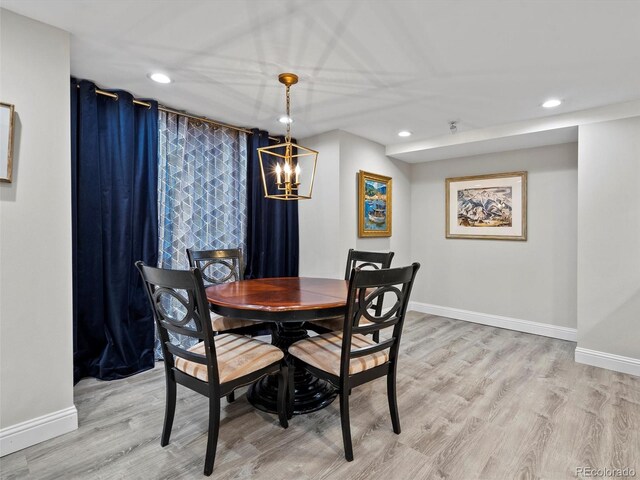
1, 102, 15, 183
358, 170, 392, 237
446, 171, 527, 240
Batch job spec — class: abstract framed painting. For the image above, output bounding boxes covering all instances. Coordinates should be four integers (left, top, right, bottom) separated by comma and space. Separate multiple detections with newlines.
358, 170, 392, 237
446, 171, 527, 240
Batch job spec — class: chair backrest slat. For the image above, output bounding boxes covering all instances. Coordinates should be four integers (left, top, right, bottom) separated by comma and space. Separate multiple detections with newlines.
349, 338, 395, 359
136, 261, 220, 385
186, 248, 244, 286
352, 318, 399, 336
340, 263, 420, 378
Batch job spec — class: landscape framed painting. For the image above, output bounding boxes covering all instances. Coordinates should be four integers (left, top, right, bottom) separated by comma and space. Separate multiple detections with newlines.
358, 170, 392, 237
446, 171, 527, 240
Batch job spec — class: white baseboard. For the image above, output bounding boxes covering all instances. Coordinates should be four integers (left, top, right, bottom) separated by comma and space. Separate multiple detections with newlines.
575, 347, 640, 377
0, 406, 78, 457
409, 301, 577, 342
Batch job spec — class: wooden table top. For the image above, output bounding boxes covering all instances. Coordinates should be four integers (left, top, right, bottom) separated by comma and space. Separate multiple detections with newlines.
205, 277, 349, 313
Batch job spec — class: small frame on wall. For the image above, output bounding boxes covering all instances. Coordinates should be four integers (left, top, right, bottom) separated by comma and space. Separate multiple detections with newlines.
446, 171, 527, 241
1, 102, 16, 183
358, 170, 392, 237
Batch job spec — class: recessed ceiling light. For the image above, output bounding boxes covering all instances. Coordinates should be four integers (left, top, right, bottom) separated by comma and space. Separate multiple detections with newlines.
542, 99, 561, 108
149, 72, 171, 84
397, 130, 412, 137
278, 115, 293, 124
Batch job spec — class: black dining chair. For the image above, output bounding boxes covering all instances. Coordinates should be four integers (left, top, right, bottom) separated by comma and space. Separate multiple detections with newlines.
187, 248, 268, 404
308, 248, 395, 342
186, 248, 264, 335
289, 263, 420, 461
136, 261, 289, 476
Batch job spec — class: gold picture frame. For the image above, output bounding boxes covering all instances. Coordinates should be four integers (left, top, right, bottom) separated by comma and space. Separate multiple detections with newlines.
446, 171, 527, 241
1, 102, 15, 183
358, 170, 392, 237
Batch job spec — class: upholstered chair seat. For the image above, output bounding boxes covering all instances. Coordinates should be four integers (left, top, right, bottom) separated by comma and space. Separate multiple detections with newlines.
175, 334, 284, 383
289, 332, 388, 376
210, 313, 258, 333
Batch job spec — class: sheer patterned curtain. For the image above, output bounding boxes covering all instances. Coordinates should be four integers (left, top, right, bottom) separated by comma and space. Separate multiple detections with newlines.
156, 111, 248, 357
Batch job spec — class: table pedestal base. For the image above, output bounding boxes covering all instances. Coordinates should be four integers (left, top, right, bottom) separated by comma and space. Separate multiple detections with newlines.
246, 322, 337, 415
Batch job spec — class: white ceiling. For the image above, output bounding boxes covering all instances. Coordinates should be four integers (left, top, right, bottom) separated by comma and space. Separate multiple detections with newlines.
3, 0, 640, 147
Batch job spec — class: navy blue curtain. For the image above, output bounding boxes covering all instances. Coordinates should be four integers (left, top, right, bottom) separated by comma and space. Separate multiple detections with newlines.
245, 129, 299, 278
71, 78, 158, 383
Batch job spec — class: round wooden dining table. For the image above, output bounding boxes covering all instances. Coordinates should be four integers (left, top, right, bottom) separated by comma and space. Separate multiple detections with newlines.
205, 277, 349, 415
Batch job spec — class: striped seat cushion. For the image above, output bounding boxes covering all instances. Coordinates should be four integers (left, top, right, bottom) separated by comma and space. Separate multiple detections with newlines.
289, 332, 389, 376
174, 334, 284, 384
210, 312, 259, 332
309, 316, 373, 332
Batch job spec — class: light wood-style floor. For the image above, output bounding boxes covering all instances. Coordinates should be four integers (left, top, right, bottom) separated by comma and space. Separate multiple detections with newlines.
2, 313, 638, 480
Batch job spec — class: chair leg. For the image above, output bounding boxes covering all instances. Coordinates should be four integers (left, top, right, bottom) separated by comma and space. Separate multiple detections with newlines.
287, 360, 295, 419
387, 369, 401, 434
277, 364, 289, 429
339, 390, 354, 461
203, 396, 221, 476
226, 392, 235, 403
161, 375, 177, 447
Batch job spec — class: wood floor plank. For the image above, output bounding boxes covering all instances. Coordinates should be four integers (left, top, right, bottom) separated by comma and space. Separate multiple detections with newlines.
1, 314, 638, 480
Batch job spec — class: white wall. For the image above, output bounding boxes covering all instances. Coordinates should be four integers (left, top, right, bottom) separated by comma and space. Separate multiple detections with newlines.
299, 130, 412, 278
410, 143, 578, 335
298, 130, 343, 278
0, 9, 76, 455
576, 117, 640, 372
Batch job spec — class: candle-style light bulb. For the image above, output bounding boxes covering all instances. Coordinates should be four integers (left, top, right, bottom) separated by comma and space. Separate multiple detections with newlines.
284, 162, 291, 183
294, 164, 301, 184
275, 164, 282, 184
